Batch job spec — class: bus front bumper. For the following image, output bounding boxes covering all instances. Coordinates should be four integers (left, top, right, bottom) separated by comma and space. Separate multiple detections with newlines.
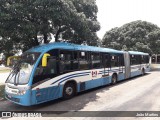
5, 91, 32, 106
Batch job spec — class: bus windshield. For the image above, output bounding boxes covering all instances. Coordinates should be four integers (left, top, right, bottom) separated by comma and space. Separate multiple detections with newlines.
6, 52, 41, 85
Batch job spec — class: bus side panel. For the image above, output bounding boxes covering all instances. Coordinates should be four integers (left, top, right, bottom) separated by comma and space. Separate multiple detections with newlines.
141, 63, 150, 73
102, 76, 111, 85
109, 67, 125, 81
85, 79, 103, 90
130, 64, 143, 77
130, 70, 142, 77
31, 85, 63, 105
145, 67, 150, 72
118, 73, 125, 81
77, 77, 111, 92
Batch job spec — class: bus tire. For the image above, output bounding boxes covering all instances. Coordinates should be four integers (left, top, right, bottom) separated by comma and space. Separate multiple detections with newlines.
111, 74, 117, 85
142, 68, 145, 75
63, 82, 76, 99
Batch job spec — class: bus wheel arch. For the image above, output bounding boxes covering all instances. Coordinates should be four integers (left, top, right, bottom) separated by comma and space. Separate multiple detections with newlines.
62, 80, 77, 99
111, 73, 118, 84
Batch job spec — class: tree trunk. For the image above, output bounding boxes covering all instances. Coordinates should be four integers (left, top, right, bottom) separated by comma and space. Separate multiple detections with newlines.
43, 33, 48, 43
55, 29, 61, 42
34, 36, 39, 46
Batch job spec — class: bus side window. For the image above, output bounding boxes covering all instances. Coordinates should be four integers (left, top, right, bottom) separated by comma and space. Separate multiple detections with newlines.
130, 55, 136, 65
111, 55, 118, 67
72, 51, 79, 70
131, 55, 141, 65
141, 55, 144, 64
119, 54, 124, 66
137, 55, 141, 64
145, 55, 150, 64
102, 53, 110, 68
33, 59, 57, 84
59, 50, 72, 73
43, 58, 57, 75
91, 52, 101, 69
79, 51, 89, 70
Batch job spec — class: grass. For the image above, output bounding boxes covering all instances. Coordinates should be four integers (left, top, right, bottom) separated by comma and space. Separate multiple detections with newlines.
0, 85, 5, 100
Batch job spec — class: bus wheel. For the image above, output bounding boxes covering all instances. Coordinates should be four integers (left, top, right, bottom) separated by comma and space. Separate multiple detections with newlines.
111, 74, 117, 85
63, 82, 76, 99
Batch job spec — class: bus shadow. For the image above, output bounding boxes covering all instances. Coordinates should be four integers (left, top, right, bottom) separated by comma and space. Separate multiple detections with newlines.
9, 86, 109, 112
7, 73, 150, 113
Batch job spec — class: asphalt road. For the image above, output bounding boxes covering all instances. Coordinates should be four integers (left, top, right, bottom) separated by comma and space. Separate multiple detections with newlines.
1, 71, 160, 120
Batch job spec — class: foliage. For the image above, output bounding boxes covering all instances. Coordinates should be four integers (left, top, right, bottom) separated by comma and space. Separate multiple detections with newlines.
0, 0, 100, 54
102, 20, 160, 54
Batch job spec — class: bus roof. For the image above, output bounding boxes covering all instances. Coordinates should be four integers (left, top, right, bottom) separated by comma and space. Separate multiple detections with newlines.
27, 42, 123, 54
128, 51, 149, 55
27, 42, 149, 55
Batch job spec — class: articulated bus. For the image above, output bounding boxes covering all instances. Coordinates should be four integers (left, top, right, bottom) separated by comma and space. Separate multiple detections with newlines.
5, 42, 150, 106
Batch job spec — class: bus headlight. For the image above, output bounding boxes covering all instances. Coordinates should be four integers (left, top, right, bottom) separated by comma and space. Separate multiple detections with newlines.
5, 86, 11, 93
19, 90, 26, 95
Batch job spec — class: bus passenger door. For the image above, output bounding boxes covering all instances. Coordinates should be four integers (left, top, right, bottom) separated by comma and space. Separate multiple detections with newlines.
102, 54, 110, 85
124, 52, 130, 79
118, 55, 124, 73
32, 54, 60, 103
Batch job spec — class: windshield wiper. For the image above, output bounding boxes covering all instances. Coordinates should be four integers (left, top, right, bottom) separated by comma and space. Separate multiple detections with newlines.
7, 60, 22, 85
5, 62, 20, 84
13, 61, 22, 85
5, 70, 14, 83
12, 60, 22, 72
14, 71, 20, 86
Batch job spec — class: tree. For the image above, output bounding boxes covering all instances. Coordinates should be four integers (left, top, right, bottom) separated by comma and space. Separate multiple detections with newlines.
0, 37, 19, 61
0, 0, 100, 53
61, 0, 100, 45
102, 20, 160, 54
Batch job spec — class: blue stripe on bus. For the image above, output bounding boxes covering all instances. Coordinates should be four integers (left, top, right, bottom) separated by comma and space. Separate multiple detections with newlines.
99, 69, 120, 73
99, 66, 140, 74
99, 68, 119, 72
99, 71, 108, 74
99, 69, 125, 75
98, 66, 141, 74
59, 74, 90, 84
99, 68, 123, 73
51, 72, 90, 85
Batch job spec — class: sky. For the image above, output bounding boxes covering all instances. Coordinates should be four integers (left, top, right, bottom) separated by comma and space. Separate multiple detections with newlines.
96, 0, 160, 39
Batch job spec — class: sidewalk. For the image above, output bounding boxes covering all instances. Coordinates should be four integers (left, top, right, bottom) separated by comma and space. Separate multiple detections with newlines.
0, 72, 10, 85
0, 66, 11, 85
0, 65, 11, 70
150, 64, 160, 71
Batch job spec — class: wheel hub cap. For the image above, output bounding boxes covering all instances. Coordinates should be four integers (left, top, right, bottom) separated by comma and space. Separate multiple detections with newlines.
65, 87, 73, 95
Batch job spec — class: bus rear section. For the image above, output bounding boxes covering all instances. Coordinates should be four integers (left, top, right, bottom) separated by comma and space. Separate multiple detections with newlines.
123, 51, 150, 79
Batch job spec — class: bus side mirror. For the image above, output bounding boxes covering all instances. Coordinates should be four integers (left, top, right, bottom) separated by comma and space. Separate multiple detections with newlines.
42, 53, 50, 67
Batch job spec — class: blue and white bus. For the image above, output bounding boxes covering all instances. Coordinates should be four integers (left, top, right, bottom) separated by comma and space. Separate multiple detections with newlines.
5, 42, 150, 106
